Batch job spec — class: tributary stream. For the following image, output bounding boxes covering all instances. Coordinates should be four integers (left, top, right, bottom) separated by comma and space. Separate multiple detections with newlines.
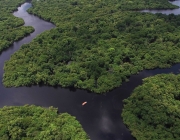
1, 1, 180, 140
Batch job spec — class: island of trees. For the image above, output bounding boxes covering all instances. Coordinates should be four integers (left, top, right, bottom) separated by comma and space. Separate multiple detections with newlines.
3, 0, 180, 93
0, 105, 89, 140
122, 74, 180, 140
0, 0, 34, 53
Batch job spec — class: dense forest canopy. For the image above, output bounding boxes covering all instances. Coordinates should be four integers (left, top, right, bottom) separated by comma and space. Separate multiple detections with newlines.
0, 0, 34, 52
3, 0, 180, 93
122, 74, 180, 140
117, 0, 178, 10
0, 105, 89, 140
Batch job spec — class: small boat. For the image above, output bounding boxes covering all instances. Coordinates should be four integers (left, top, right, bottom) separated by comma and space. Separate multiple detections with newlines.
82, 101, 87, 106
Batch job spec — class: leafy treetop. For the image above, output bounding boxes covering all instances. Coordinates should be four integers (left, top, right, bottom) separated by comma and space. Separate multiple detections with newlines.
122, 74, 180, 140
0, 105, 89, 140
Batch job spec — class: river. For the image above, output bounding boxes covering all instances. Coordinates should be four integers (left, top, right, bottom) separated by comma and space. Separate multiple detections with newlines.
1, 1, 180, 140
141, 0, 180, 14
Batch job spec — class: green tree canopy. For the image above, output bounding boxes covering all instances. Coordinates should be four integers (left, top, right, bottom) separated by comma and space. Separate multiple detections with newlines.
122, 74, 180, 140
3, 0, 180, 93
0, 0, 34, 52
0, 105, 89, 140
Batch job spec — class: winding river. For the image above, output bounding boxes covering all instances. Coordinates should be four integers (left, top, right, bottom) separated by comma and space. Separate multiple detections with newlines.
1, 1, 180, 140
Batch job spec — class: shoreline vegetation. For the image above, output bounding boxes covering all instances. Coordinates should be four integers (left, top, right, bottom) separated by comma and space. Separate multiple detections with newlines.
122, 74, 180, 140
0, 0, 34, 53
3, 0, 180, 93
0, 105, 89, 140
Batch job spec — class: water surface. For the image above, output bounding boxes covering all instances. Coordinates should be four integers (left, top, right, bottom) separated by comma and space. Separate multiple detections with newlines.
1, 2, 180, 140
142, 0, 180, 14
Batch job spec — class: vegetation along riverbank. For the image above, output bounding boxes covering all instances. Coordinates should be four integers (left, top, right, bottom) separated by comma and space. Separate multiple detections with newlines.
3, 0, 180, 93
122, 74, 180, 140
0, 0, 34, 53
0, 105, 89, 140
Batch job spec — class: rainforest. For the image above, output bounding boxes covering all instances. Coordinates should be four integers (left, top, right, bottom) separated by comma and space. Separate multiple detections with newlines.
122, 74, 180, 140
2, 0, 180, 139
0, 105, 89, 140
0, 0, 34, 52
3, 0, 180, 93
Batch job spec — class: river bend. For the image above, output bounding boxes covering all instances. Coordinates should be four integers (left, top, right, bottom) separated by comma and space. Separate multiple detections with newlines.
1, 1, 180, 140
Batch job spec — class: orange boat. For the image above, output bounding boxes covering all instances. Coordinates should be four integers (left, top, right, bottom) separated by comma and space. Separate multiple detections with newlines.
82, 101, 87, 106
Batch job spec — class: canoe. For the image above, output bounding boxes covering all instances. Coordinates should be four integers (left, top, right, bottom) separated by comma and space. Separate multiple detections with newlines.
82, 101, 87, 106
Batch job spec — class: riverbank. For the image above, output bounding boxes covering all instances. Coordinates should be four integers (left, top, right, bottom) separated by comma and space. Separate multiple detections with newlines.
2, 1, 180, 140
3, 0, 180, 93
0, 0, 34, 53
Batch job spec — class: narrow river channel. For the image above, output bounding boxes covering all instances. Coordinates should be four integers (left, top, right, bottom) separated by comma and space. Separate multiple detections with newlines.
1, 1, 180, 140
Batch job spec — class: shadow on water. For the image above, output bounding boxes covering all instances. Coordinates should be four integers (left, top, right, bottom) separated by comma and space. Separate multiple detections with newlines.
1, 1, 180, 140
